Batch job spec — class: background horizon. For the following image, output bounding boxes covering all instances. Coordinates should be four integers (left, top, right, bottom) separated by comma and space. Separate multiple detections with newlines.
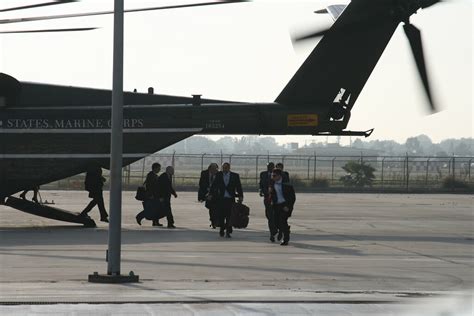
205, 133, 473, 147
164, 134, 473, 156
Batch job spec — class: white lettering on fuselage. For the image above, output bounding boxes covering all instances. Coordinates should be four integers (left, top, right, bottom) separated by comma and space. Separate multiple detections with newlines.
3, 118, 144, 129
205, 119, 224, 129
6, 119, 50, 129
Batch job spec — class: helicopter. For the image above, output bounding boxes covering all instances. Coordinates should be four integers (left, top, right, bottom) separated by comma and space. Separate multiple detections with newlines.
0, 0, 445, 225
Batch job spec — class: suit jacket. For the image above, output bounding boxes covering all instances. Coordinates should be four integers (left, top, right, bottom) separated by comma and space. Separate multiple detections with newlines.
84, 171, 105, 197
198, 170, 211, 201
211, 171, 243, 201
157, 173, 176, 200
198, 170, 219, 209
259, 170, 273, 196
282, 171, 290, 184
270, 181, 296, 215
144, 171, 160, 199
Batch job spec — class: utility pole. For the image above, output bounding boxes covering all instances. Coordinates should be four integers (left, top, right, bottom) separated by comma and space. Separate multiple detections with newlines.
89, 0, 138, 283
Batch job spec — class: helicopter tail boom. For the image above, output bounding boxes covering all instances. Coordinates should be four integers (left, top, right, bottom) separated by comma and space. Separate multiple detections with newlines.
275, 0, 399, 117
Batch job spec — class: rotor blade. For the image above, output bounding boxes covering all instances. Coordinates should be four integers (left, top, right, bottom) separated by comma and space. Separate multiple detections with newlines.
0, 0, 77, 13
403, 23, 437, 113
0, 0, 250, 25
0, 27, 98, 34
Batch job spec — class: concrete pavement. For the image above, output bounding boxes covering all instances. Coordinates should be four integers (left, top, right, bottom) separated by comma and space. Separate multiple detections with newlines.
0, 192, 472, 314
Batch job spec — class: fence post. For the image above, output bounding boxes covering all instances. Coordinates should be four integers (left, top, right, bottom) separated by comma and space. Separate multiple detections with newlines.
229, 154, 233, 165
425, 158, 430, 186
448, 158, 451, 177
452, 156, 456, 182
381, 157, 385, 189
256, 155, 259, 185
307, 157, 311, 180
313, 153, 317, 180
406, 153, 409, 191
220, 150, 223, 167
401, 155, 405, 188
282, 155, 286, 165
331, 157, 336, 184
469, 159, 472, 182
141, 157, 146, 182
452, 156, 455, 192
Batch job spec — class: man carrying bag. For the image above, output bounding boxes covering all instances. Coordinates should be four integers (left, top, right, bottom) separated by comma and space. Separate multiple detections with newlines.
136, 163, 166, 226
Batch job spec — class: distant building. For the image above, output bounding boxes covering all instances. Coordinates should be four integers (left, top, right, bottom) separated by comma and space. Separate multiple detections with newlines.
285, 142, 299, 150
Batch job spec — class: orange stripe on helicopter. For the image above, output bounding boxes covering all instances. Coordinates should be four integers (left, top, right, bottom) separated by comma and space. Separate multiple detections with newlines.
287, 114, 318, 127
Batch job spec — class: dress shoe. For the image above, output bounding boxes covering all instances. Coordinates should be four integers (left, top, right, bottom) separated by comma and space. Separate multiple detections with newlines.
280, 241, 289, 246
135, 215, 142, 226
167, 224, 176, 229
100, 217, 109, 223
270, 235, 275, 243
225, 233, 232, 238
219, 230, 225, 237
152, 221, 163, 227
277, 231, 283, 241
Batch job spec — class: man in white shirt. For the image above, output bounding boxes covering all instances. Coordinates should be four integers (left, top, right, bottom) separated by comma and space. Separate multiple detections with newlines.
210, 162, 243, 238
270, 168, 296, 246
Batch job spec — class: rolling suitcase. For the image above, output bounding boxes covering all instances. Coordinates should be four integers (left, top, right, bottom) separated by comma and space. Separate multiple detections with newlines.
230, 202, 250, 229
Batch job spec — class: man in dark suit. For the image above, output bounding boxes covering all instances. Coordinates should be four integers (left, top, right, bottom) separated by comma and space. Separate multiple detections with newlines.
136, 162, 161, 226
80, 166, 108, 223
157, 166, 178, 228
210, 162, 243, 238
259, 162, 277, 241
275, 162, 290, 183
198, 163, 219, 228
269, 168, 296, 246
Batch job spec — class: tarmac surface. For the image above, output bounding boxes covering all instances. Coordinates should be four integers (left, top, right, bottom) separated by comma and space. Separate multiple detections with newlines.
0, 191, 472, 315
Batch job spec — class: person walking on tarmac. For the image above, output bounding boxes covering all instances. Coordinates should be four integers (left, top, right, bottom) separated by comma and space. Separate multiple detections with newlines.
157, 166, 178, 228
259, 162, 277, 241
210, 162, 243, 238
80, 166, 109, 223
136, 162, 162, 226
269, 168, 295, 246
198, 163, 220, 228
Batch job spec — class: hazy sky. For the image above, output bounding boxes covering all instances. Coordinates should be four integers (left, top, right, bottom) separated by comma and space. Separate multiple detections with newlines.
1, 0, 472, 146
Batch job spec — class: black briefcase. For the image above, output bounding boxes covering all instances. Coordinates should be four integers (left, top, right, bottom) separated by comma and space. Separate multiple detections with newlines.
135, 186, 147, 201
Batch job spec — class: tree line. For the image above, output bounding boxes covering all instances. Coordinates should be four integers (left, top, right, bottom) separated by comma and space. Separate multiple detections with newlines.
160, 135, 473, 156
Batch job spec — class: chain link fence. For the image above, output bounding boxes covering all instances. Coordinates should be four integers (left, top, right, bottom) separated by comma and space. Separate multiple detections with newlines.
49, 153, 473, 192
113, 153, 473, 192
